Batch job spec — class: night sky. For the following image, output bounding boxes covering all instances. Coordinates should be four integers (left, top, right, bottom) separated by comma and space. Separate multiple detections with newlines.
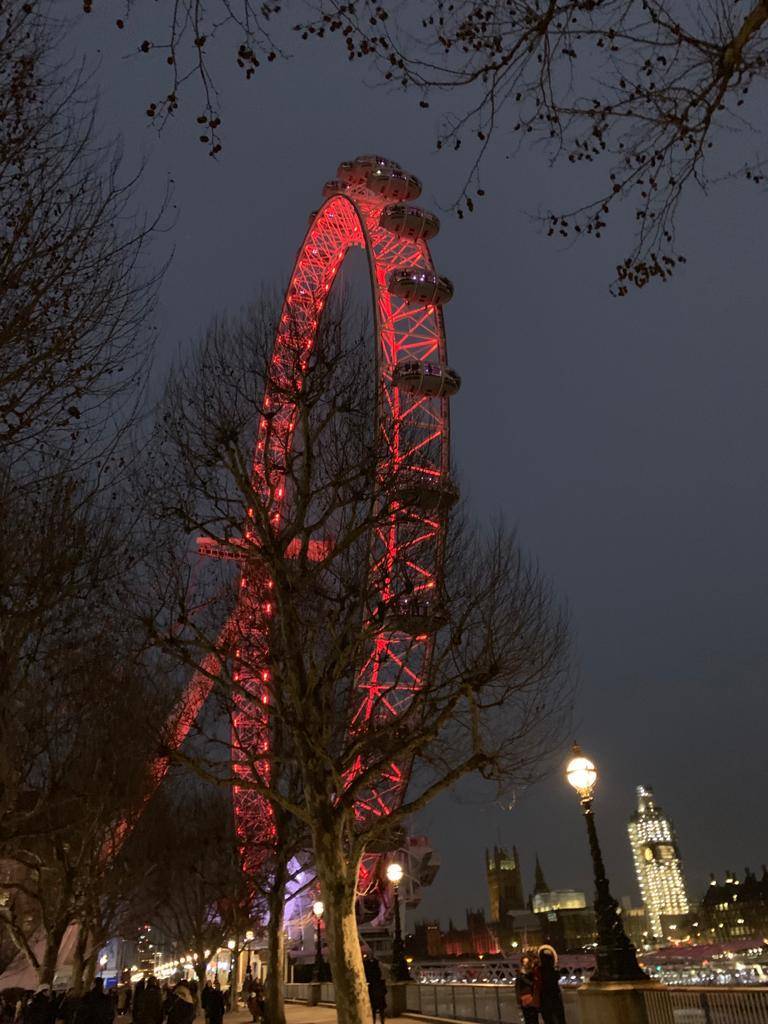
76, 6, 768, 927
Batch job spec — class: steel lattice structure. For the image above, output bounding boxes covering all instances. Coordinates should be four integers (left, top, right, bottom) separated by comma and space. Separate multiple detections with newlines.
116, 156, 461, 898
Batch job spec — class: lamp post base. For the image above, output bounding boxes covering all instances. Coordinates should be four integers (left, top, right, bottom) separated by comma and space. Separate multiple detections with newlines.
577, 980, 659, 1024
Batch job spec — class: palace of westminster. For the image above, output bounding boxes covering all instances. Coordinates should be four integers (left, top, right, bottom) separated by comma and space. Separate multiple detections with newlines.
410, 786, 768, 957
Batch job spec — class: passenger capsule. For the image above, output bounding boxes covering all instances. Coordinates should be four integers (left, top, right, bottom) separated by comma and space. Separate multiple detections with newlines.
337, 155, 399, 185
367, 167, 422, 202
322, 179, 350, 198
379, 203, 440, 241
336, 161, 364, 185
387, 469, 459, 512
354, 153, 400, 173
387, 268, 454, 306
391, 360, 461, 397
378, 594, 448, 636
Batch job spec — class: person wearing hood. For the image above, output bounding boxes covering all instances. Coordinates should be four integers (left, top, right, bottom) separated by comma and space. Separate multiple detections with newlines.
536, 946, 565, 1024
165, 985, 194, 1024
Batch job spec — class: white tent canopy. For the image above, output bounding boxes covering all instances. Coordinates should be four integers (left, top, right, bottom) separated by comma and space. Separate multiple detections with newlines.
0, 925, 79, 991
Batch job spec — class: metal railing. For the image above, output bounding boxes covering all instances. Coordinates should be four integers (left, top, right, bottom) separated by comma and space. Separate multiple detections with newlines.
284, 980, 768, 1024
644, 986, 768, 1024
405, 983, 581, 1023
284, 982, 336, 1004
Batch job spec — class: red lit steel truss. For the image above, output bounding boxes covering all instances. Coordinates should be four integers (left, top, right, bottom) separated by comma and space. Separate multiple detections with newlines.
116, 157, 459, 893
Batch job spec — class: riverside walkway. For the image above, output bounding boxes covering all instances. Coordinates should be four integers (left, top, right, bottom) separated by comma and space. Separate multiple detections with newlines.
230, 1007, 416, 1024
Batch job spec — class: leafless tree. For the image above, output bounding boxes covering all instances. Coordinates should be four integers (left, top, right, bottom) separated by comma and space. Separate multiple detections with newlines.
122, 781, 256, 988
145, 296, 572, 1024
0, 0, 164, 464
0, 627, 167, 987
96, 0, 768, 290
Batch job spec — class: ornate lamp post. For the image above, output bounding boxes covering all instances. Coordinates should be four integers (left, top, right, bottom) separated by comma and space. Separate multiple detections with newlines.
312, 900, 325, 983
566, 744, 647, 982
227, 938, 237, 993
386, 862, 410, 981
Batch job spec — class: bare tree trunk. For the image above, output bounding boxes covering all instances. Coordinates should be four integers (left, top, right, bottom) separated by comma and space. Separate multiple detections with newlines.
83, 948, 97, 991
264, 855, 287, 1024
72, 925, 90, 997
311, 822, 369, 1024
38, 921, 68, 988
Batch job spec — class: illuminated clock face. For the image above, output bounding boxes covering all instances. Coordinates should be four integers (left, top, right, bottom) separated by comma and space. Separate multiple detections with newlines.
658, 845, 675, 860
643, 847, 654, 862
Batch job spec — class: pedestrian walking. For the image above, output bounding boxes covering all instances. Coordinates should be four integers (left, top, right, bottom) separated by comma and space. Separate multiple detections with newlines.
536, 946, 566, 1024
200, 983, 213, 1024
23, 988, 53, 1024
244, 980, 263, 1024
368, 973, 387, 1024
514, 955, 540, 1024
75, 979, 114, 1024
165, 985, 194, 1024
204, 985, 224, 1024
133, 979, 146, 1024
55, 989, 80, 1024
134, 978, 162, 1024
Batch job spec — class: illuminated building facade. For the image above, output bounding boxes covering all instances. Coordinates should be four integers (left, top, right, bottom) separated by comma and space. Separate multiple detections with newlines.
532, 890, 587, 914
628, 785, 689, 938
699, 867, 768, 941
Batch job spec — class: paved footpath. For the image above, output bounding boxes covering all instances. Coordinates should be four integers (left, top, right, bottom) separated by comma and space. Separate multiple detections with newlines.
228, 1004, 415, 1024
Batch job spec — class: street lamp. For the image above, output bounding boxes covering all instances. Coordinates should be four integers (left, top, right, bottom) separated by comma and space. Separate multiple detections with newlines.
386, 862, 410, 981
227, 939, 236, 990
312, 900, 324, 983
566, 744, 647, 982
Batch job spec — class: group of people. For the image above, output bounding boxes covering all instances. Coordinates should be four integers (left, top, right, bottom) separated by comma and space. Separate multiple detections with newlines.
514, 946, 566, 1024
0, 975, 231, 1024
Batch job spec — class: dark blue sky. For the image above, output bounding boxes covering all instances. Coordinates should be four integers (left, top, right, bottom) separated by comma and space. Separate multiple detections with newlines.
77, 6, 768, 925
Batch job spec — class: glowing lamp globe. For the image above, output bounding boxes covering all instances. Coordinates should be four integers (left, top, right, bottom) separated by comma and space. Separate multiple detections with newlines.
386, 862, 404, 885
227, 939, 236, 950
566, 744, 597, 799
313, 900, 325, 918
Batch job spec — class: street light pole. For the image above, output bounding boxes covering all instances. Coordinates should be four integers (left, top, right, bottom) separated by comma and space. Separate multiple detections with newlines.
386, 862, 410, 982
312, 901, 324, 984
566, 745, 647, 983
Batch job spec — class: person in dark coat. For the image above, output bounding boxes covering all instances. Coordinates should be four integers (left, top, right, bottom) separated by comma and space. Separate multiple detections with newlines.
23, 988, 53, 1024
165, 985, 194, 1024
514, 956, 539, 1024
76, 980, 113, 1024
133, 980, 146, 1024
368, 974, 387, 1024
205, 984, 224, 1024
245, 980, 263, 1024
55, 989, 80, 1024
536, 946, 566, 1024
134, 978, 162, 1024
200, 985, 212, 1024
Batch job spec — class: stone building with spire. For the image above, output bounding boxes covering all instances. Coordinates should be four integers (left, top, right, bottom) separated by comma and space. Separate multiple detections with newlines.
485, 845, 526, 924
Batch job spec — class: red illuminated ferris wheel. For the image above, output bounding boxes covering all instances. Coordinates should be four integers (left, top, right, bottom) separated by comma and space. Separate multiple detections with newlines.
135, 155, 461, 895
